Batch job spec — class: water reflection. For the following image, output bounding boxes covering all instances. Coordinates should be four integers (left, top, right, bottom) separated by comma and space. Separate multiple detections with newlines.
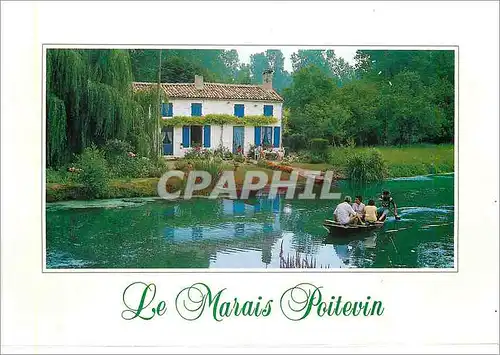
45, 174, 455, 269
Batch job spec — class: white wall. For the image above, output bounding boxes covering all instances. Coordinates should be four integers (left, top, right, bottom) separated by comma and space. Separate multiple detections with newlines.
165, 98, 282, 125
163, 98, 283, 157
170, 123, 281, 157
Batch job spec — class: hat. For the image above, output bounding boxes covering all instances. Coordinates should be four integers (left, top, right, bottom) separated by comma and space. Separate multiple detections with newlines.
344, 195, 352, 203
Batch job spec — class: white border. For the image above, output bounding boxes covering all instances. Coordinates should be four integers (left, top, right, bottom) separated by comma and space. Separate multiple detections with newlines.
3, 1, 498, 353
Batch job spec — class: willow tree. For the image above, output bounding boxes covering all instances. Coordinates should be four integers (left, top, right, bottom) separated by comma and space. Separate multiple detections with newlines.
130, 86, 165, 157
46, 49, 163, 168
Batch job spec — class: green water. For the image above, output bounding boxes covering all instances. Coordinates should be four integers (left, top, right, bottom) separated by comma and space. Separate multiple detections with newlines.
46, 174, 454, 269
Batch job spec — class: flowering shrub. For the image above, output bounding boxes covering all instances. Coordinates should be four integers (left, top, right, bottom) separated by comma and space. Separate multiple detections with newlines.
213, 145, 233, 160
267, 161, 294, 173
184, 147, 213, 160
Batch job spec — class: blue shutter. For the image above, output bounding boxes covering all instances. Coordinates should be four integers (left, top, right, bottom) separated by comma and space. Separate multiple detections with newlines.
273, 196, 280, 213
234, 104, 244, 118
203, 125, 211, 147
167, 103, 173, 117
182, 126, 190, 147
191, 103, 202, 116
264, 105, 273, 117
161, 103, 168, 117
254, 126, 261, 146
273, 127, 281, 148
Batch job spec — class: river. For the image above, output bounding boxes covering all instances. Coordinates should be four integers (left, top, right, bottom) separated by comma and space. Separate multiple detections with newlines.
46, 173, 454, 269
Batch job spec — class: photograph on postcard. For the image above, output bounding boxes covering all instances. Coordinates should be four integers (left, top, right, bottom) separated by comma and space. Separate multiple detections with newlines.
44, 47, 456, 270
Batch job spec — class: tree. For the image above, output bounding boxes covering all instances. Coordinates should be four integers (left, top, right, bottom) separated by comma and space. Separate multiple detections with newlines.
290, 50, 332, 75
284, 66, 350, 146
386, 71, 437, 145
249, 52, 269, 84
220, 49, 240, 82
235, 63, 252, 84
129, 49, 162, 82
160, 55, 216, 83
284, 65, 338, 111
337, 79, 382, 145
46, 49, 163, 167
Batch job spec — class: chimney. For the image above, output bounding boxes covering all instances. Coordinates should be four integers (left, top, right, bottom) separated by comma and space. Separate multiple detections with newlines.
194, 75, 204, 89
262, 70, 273, 91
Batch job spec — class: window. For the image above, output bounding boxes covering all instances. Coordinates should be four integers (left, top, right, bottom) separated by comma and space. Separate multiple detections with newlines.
190, 126, 203, 147
161, 103, 173, 117
182, 125, 207, 148
234, 104, 245, 118
263, 105, 274, 117
262, 126, 273, 146
191, 103, 202, 116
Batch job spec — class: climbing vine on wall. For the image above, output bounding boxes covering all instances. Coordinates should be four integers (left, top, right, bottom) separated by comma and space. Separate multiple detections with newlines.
160, 114, 278, 127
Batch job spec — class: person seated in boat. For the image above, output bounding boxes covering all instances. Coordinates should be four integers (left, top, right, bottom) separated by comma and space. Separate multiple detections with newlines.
364, 199, 378, 224
352, 195, 366, 221
334, 196, 362, 225
377, 190, 399, 221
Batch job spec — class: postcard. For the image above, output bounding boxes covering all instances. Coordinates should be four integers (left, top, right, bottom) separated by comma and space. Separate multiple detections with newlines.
1, 1, 498, 354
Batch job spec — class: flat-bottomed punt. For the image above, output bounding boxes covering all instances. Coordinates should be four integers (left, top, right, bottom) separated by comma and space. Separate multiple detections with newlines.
323, 219, 385, 234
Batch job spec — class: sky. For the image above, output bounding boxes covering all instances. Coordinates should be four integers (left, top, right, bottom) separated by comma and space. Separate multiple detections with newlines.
235, 46, 358, 72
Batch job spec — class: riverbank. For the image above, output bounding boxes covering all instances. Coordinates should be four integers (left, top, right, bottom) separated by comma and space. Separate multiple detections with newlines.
46, 145, 454, 202
46, 165, 297, 202
291, 144, 454, 176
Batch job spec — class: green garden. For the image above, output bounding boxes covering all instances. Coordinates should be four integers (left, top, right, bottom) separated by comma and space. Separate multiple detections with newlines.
46, 49, 454, 201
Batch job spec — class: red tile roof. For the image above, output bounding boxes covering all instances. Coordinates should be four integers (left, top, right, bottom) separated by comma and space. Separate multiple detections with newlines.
133, 82, 283, 102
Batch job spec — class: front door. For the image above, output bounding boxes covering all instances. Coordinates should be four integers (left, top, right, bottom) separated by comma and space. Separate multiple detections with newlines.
162, 127, 173, 155
233, 126, 245, 154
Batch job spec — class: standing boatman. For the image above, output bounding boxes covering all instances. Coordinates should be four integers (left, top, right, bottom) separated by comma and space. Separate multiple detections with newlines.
377, 190, 400, 221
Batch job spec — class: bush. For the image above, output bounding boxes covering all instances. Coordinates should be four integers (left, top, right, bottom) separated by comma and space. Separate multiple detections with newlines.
310, 138, 329, 153
184, 147, 210, 160
284, 133, 308, 152
213, 145, 234, 160
103, 139, 134, 160
346, 148, 387, 183
146, 157, 169, 178
106, 153, 169, 179
297, 150, 326, 164
75, 145, 110, 199
234, 154, 245, 163
257, 159, 269, 168
308, 152, 326, 164
174, 160, 189, 171
46, 167, 73, 184
191, 159, 224, 186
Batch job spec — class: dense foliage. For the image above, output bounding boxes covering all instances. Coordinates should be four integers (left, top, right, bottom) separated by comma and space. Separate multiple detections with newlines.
284, 50, 455, 148
74, 145, 110, 199
160, 114, 277, 127
47, 48, 454, 180
46, 49, 164, 167
345, 148, 387, 183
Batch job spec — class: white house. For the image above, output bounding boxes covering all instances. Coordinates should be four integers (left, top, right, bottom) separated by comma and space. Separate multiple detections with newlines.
133, 72, 283, 157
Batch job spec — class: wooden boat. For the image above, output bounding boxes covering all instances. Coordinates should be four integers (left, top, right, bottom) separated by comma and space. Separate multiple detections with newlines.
322, 219, 384, 234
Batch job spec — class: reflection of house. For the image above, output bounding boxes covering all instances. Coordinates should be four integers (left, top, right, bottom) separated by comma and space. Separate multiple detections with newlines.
133, 72, 283, 157
163, 197, 282, 243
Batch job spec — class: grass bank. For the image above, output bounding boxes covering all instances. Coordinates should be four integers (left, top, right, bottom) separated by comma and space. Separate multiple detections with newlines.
47, 144, 454, 202
46, 164, 296, 203
292, 144, 454, 178
47, 178, 160, 202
